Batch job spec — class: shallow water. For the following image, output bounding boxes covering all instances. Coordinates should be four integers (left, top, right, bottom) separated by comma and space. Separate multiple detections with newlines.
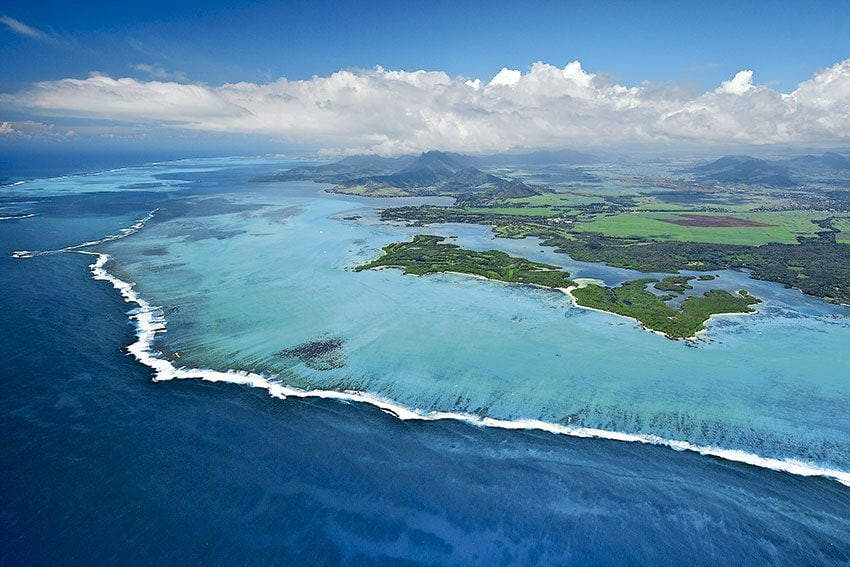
49, 157, 846, 477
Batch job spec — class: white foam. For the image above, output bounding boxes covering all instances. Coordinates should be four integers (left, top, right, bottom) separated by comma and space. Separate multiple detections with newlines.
0, 213, 36, 221
86, 250, 850, 488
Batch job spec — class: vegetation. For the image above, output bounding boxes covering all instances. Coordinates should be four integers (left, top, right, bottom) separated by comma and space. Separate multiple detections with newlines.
381, 208, 850, 304
543, 233, 850, 304
571, 280, 760, 339
572, 211, 829, 246
832, 217, 850, 244
356, 235, 574, 289
653, 276, 694, 293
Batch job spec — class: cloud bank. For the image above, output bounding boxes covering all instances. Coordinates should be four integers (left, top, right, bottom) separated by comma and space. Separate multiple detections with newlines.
3, 59, 850, 154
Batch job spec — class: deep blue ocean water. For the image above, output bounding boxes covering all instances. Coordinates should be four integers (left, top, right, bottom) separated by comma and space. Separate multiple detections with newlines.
2, 159, 850, 565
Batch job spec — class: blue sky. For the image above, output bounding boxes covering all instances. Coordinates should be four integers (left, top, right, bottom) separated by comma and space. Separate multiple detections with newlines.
1, 0, 850, 156
2, 0, 848, 91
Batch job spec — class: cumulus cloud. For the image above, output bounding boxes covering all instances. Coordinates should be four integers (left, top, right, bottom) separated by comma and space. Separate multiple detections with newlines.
0, 120, 76, 139
0, 15, 54, 43
716, 70, 754, 95
3, 59, 850, 153
0, 121, 18, 135
489, 68, 522, 87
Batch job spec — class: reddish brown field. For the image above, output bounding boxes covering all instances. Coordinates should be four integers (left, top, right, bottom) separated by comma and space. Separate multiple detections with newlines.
661, 214, 776, 228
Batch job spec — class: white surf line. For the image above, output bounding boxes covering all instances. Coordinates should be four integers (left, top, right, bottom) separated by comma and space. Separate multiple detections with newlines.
86, 252, 850, 489
0, 213, 37, 221
11, 209, 158, 259
1, 166, 135, 188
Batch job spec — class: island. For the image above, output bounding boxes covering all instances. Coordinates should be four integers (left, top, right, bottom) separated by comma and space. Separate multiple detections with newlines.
570, 280, 760, 339
653, 276, 694, 293
357, 235, 761, 340
354, 235, 575, 289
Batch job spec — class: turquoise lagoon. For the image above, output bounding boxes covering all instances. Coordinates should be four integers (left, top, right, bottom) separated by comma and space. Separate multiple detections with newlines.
14, 157, 848, 479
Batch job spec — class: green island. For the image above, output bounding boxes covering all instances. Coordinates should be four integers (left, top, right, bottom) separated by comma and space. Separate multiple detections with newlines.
570, 280, 760, 339
354, 235, 575, 289
357, 235, 761, 339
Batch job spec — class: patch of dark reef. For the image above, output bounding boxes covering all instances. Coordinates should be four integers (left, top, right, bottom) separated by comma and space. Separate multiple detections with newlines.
279, 337, 346, 371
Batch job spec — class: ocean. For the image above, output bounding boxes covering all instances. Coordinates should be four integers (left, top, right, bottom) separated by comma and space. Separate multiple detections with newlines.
1, 156, 849, 565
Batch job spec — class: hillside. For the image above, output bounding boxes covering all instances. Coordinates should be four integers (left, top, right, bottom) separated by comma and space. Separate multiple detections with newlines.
691, 156, 795, 187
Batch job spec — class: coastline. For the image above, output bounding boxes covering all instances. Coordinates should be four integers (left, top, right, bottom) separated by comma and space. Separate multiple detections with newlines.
84, 249, 850, 489
369, 260, 758, 341
562, 280, 759, 341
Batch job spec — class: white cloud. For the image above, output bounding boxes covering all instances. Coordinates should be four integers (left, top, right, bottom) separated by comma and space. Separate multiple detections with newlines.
4, 59, 850, 153
0, 120, 76, 139
489, 68, 522, 87
0, 15, 54, 43
716, 70, 754, 95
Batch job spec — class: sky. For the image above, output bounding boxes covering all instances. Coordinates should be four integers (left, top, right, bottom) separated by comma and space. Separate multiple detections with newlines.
1, 0, 850, 157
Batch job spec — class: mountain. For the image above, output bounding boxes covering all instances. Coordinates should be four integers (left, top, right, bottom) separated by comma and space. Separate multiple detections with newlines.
782, 152, 850, 177
253, 150, 544, 203
690, 156, 796, 187
250, 154, 415, 183
349, 151, 469, 188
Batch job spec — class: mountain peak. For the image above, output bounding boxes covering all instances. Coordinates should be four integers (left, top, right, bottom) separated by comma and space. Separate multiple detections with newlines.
400, 150, 466, 177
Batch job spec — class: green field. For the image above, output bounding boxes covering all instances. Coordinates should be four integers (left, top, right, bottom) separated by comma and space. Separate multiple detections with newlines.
509, 192, 606, 207
572, 211, 830, 245
634, 192, 798, 213
832, 217, 850, 244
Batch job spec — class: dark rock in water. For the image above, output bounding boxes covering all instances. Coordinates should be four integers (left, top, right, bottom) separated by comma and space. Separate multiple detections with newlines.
279, 336, 345, 371
119, 181, 167, 190
139, 245, 170, 256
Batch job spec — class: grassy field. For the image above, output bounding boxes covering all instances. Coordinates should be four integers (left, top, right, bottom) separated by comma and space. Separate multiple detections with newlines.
572, 211, 830, 245
832, 217, 850, 244
509, 193, 606, 207
634, 192, 798, 213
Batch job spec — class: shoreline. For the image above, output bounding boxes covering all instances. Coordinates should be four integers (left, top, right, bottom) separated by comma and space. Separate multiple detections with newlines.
81, 249, 850, 489
562, 280, 759, 341
366, 257, 759, 342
